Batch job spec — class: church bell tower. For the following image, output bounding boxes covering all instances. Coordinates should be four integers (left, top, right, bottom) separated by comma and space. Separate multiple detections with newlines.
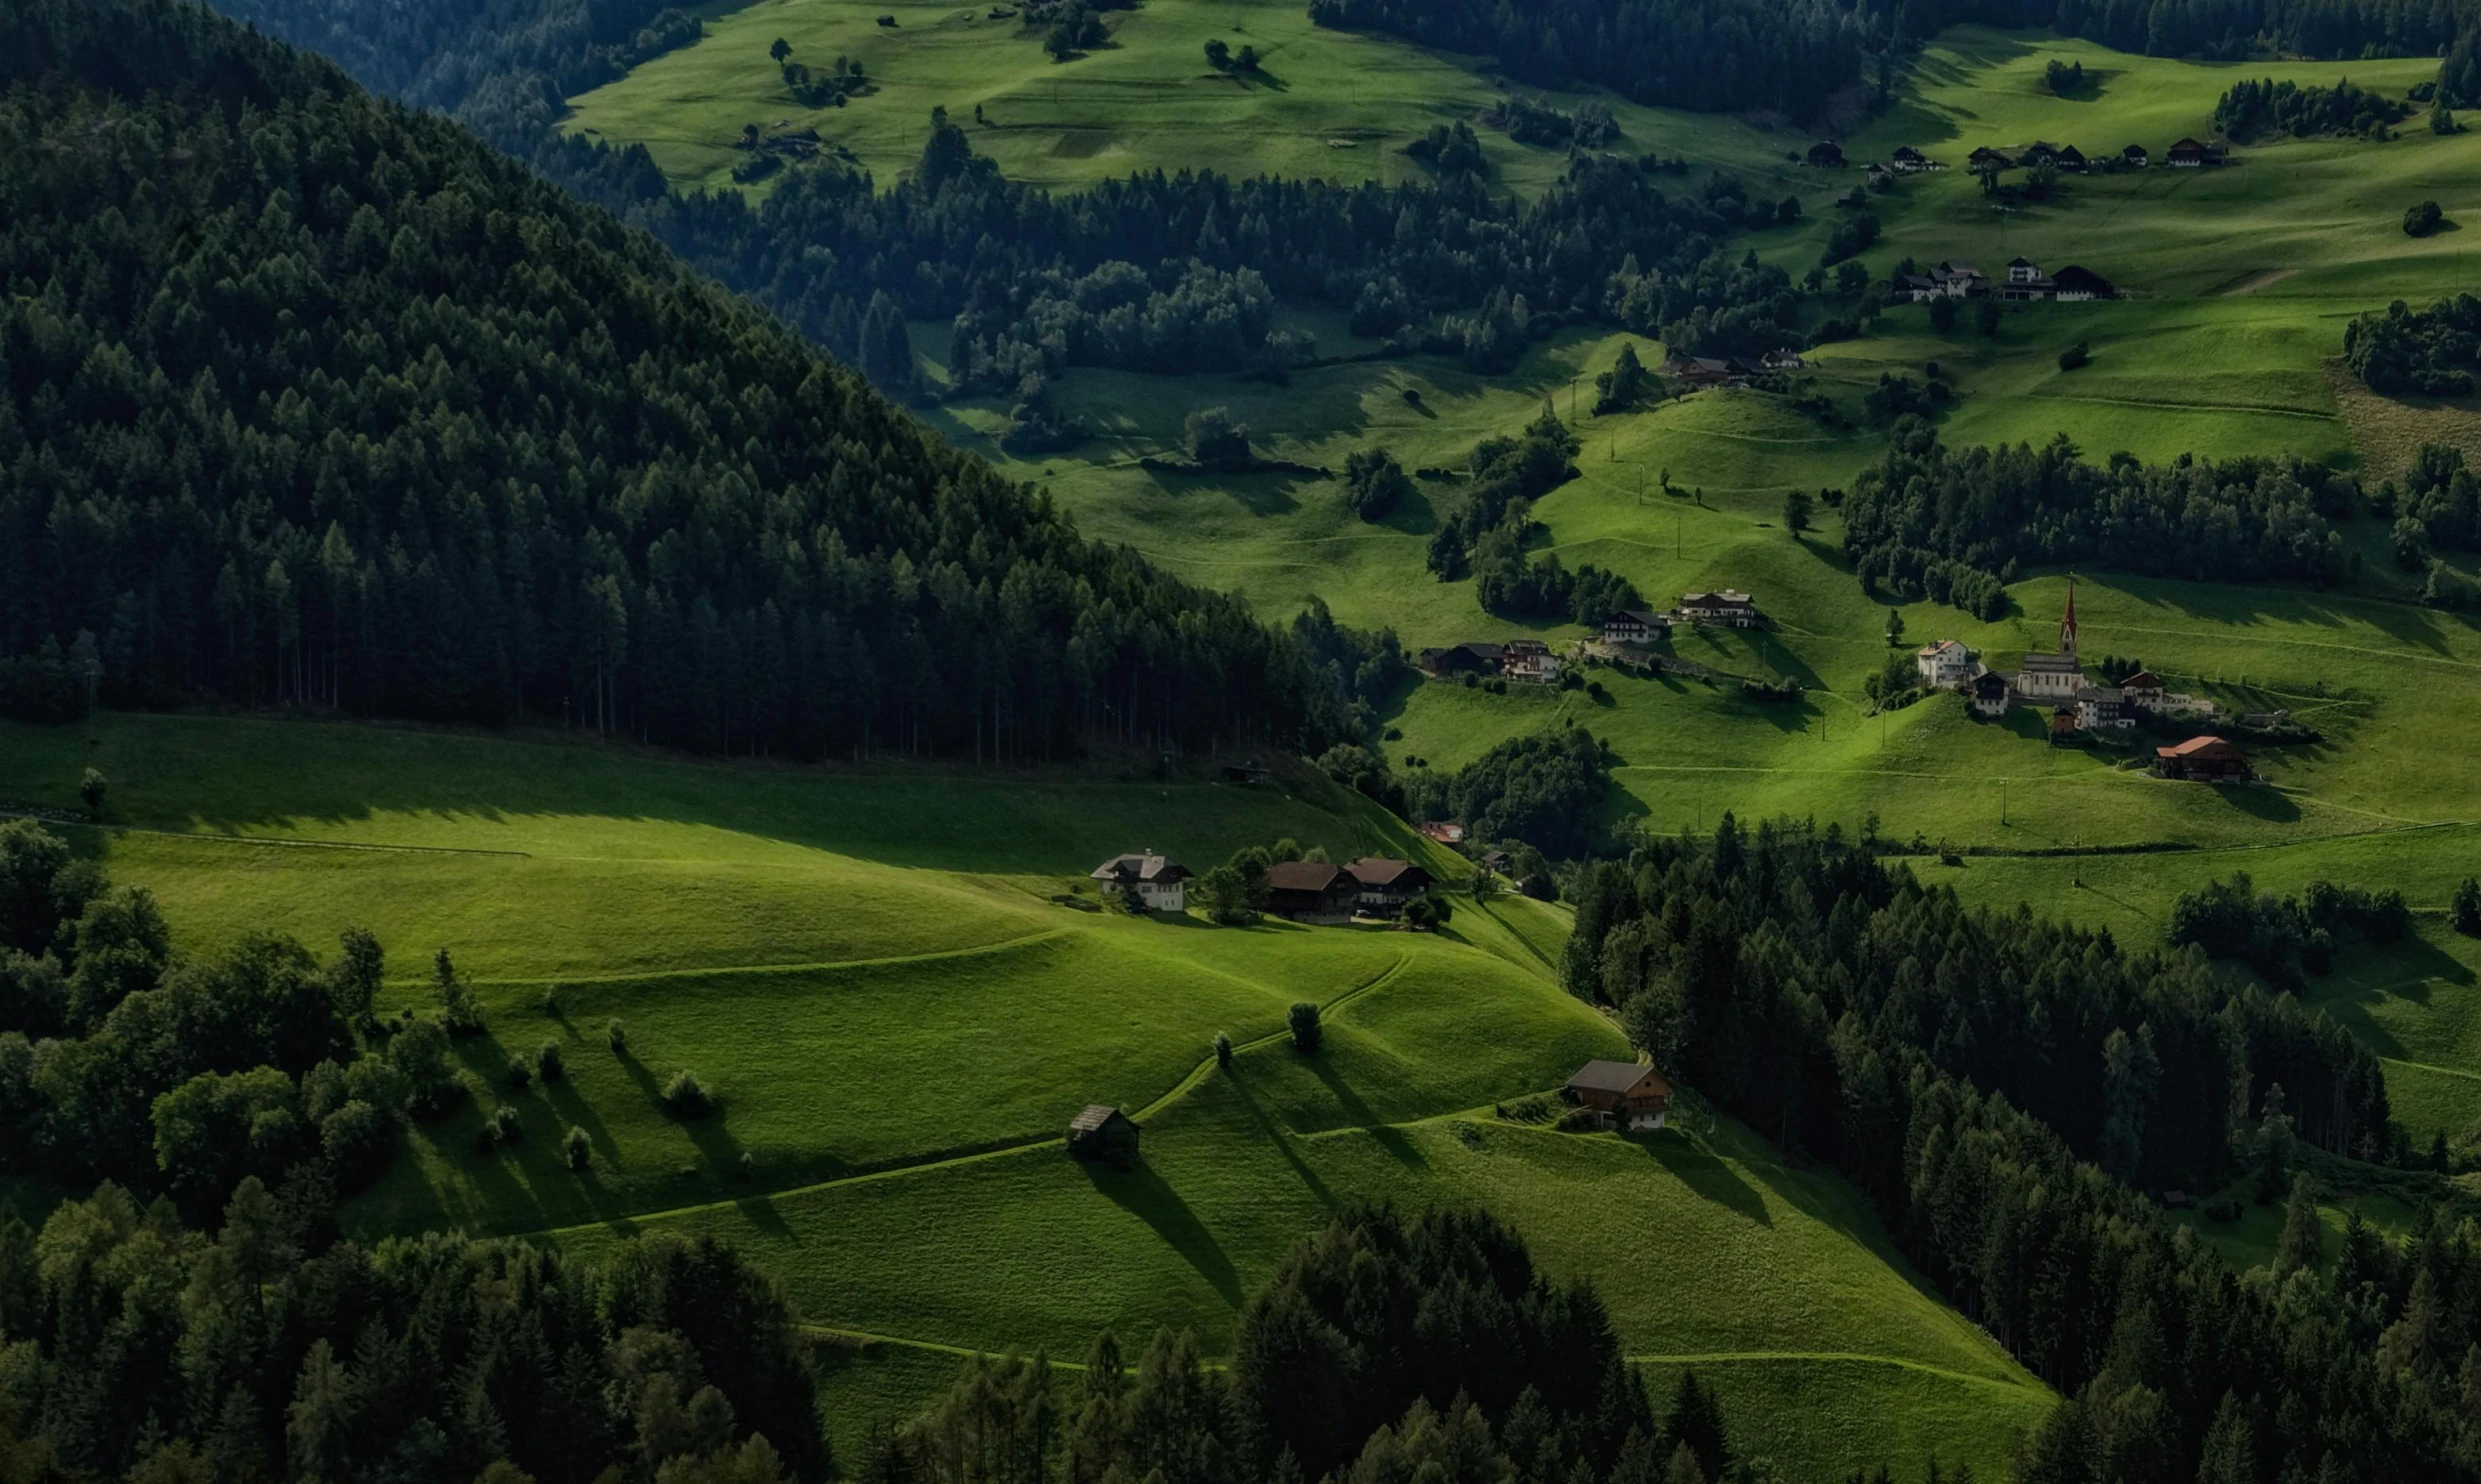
2059, 580, 2079, 661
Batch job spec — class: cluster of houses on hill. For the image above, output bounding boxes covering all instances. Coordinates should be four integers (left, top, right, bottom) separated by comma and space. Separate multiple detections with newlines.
1418, 591, 1768, 685
1663, 349, 1806, 388
1893, 257, 2115, 303
1913, 585, 2253, 780
1835, 137, 2230, 175
1087, 851, 1434, 920
1418, 637, 1564, 683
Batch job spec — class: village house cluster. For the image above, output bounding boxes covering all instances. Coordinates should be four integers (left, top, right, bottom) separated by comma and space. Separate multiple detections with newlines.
1913, 585, 2253, 780
1661, 349, 1805, 388
1416, 590, 1767, 685
1087, 851, 1435, 920
1892, 257, 2116, 303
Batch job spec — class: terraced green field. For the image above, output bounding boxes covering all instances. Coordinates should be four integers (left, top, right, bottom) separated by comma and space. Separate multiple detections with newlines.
0, 713, 2045, 1477
564, 0, 1794, 195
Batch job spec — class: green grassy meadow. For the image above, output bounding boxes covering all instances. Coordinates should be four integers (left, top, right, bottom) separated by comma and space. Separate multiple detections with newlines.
564, 0, 1796, 196
70, 13, 2481, 1467
0, 712, 2046, 1476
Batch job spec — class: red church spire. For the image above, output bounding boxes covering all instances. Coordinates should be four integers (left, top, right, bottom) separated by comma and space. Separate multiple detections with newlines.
2060, 579, 2079, 659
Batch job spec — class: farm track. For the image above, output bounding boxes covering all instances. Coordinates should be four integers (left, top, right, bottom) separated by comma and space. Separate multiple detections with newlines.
0, 807, 532, 857
516, 953, 1414, 1241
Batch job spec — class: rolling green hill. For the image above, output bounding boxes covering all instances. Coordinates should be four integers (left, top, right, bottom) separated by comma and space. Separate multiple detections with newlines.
0, 710, 2045, 1476
562, 0, 1795, 195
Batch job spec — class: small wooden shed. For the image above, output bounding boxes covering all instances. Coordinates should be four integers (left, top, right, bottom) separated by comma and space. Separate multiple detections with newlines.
1067, 1104, 1140, 1169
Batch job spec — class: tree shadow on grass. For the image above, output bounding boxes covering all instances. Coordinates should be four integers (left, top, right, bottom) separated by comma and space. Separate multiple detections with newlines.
2214, 782, 2302, 823
1304, 1051, 1426, 1170
1086, 1158, 1243, 1308
1628, 1129, 1771, 1228
1229, 1069, 1338, 1210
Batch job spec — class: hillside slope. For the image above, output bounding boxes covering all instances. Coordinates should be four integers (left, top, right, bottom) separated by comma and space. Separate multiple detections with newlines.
0, 0, 1372, 759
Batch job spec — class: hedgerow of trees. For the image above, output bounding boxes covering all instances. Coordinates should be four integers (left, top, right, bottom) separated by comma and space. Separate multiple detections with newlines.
0, 0, 1398, 762
1840, 422, 2354, 615
2213, 76, 2413, 139
2344, 294, 2481, 395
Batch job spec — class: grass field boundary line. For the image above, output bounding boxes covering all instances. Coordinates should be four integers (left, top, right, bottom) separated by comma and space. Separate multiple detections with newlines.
0, 808, 533, 858
1914, 819, 2467, 864
521, 955, 1414, 1242
454, 926, 1078, 991
1130, 954, 1413, 1123
2022, 390, 2338, 423
2379, 1054, 2481, 1087
525, 1131, 1070, 1240
798, 1324, 1098, 1369
1623, 1351, 2044, 1395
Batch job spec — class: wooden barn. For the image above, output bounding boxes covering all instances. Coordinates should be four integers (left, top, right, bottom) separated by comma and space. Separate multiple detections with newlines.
1067, 1105, 1140, 1168
1565, 1061, 1672, 1130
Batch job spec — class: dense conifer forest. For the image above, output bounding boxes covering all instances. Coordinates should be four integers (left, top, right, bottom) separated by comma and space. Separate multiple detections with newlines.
1565, 821, 2470, 1482
0, 0, 1399, 758
1838, 422, 2356, 616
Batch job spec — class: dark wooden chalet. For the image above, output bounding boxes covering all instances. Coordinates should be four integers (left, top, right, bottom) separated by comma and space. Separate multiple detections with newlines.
1565, 1060, 1672, 1130
2156, 735, 2249, 780
1806, 140, 1846, 167
1346, 857, 1433, 917
1266, 860, 1358, 922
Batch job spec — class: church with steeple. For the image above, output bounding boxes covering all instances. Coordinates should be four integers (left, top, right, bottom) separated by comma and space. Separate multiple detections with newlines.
2013, 582, 2087, 701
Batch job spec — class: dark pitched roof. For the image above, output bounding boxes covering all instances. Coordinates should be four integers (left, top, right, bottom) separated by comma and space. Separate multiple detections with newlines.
1266, 860, 1344, 893
1069, 1105, 1129, 1134
1892, 145, 1926, 161
1607, 608, 1668, 628
1091, 852, 1187, 884
1974, 671, 2010, 696
2052, 265, 2115, 295
1566, 1060, 1671, 1096
2057, 144, 2085, 162
1348, 857, 1425, 888
2123, 143, 2148, 157
2119, 670, 2164, 689
2160, 735, 2243, 759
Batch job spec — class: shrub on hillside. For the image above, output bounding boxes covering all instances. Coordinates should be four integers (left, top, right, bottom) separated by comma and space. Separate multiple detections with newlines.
538, 1040, 565, 1080
563, 1125, 593, 1170
2406, 200, 2445, 236
663, 1069, 714, 1117
1287, 1001, 1323, 1053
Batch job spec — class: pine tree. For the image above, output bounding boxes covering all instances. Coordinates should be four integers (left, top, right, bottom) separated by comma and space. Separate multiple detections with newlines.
2273, 1172, 2322, 1276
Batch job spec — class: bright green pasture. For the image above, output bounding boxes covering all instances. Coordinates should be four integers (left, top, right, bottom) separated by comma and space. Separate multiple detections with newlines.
1384, 567, 2481, 853
564, 0, 1798, 196
556, 986, 2047, 1481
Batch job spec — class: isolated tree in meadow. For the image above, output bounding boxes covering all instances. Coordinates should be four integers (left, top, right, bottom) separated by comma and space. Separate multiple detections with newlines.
1187, 406, 1252, 465
1928, 295, 1958, 333
539, 1039, 565, 1080
1782, 489, 1813, 536
1882, 607, 1904, 647
770, 37, 791, 64
2405, 200, 2445, 237
663, 1069, 713, 1117
1976, 296, 2002, 337
1235, 44, 1260, 72
2455, 876, 2481, 934
1343, 448, 1413, 521
564, 1125, 593, 1170
1214, 1031, 1233, 1070
1204, 37, 1230, 70
1288, 1000, 1322, 1053
608, 1017, 628, 1053
78, 767, 107, 820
